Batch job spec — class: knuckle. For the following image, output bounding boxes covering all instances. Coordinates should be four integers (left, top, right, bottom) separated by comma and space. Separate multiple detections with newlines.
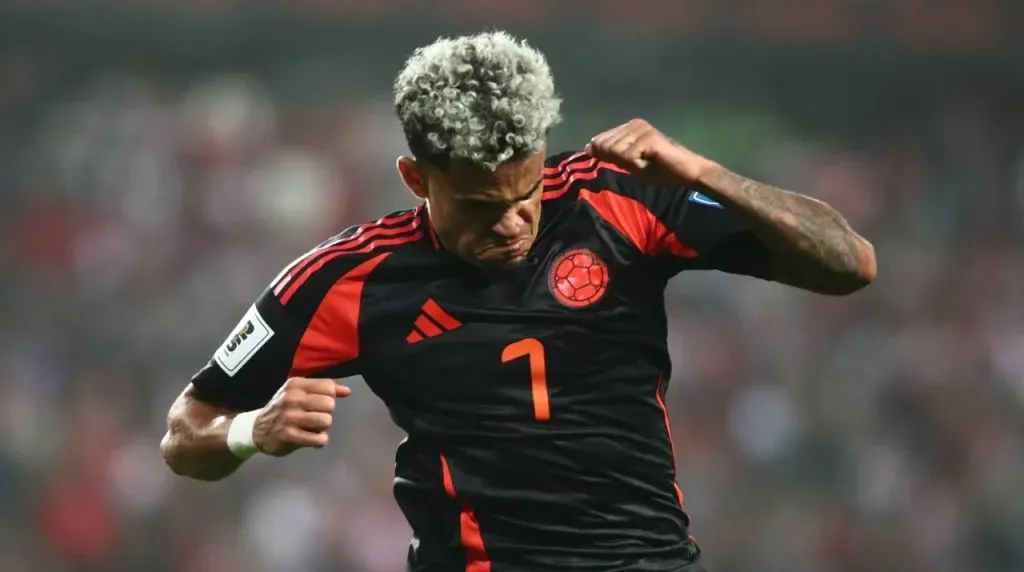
280, 410, 301, 426
314, 379, 336, 394
283, 426, 303, 442
311, 395, 335, 412
281, 390, 304, 407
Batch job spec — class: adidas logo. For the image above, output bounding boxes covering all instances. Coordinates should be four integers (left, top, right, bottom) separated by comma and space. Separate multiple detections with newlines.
407, 299, 462, 343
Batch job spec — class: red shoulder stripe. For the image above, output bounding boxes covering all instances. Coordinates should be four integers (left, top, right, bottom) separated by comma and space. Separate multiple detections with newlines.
288, 252, 391, 376
542, 152, 630, 201
544, 156, 595, 185
271, 210, 417, 294
279, 221, 421, 305
274, 216, 420, 300
579, 188, 698, 258
545, 150, 631, 179
542, 151, 588, 176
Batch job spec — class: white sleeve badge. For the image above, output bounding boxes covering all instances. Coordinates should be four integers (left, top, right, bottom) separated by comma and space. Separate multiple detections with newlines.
214, 305, 275, 376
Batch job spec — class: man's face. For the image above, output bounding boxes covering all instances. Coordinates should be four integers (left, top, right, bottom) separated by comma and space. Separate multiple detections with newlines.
399, 151, 546, 267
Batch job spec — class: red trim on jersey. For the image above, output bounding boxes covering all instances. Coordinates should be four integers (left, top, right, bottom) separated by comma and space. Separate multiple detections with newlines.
440, 454, 457, 499
279, 221, 421, 304
439, 454, 492, 572
578, 189, 699, 259
655, 375, 685, 508
542, 151, 588, 176
288, 252, 390, 376
543, 161, 630, 201
272, 211, 418, 295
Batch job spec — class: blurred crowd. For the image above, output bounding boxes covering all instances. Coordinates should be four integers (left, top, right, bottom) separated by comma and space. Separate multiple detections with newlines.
0, 36, 1023, 572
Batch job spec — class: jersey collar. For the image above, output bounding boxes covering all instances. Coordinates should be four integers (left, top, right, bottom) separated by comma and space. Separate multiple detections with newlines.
418, 203, 442, 251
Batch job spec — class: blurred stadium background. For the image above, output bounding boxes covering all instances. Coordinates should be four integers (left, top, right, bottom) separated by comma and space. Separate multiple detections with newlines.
1, 1, 1023, 571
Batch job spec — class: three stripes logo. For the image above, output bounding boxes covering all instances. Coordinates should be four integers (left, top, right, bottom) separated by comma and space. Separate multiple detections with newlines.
407, 299, 462, 343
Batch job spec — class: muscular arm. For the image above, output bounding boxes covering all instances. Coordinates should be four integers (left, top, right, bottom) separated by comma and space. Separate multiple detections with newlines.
160, 384, 246, 481
161, 238, 381, 481
697, 165, 876, 295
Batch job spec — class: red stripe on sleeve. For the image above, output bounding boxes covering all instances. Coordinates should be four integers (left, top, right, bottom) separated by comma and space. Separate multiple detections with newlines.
279, 223, 420, 304
272, 211, 417, 293
288, 252, 390, 376
439, 454, 492, 572
542, 161, 632, 200
542, 167, 597, 200
542, 151, 587, 176
578, 189, 698, 259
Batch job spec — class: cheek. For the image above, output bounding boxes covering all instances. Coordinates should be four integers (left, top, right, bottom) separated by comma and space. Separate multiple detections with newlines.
429, 198, 461, 230
432, 203, 485, 242
522, 200, 542, 226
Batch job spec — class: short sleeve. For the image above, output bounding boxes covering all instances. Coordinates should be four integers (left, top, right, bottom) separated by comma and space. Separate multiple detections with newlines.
662, 189, 774, 279
190, 249, 392, 412
567, 152, 773, 280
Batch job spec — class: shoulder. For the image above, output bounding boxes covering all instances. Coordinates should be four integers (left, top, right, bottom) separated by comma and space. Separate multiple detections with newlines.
542, 149, 641, 203
543, 149, 718, 211
268, 205, 429, 309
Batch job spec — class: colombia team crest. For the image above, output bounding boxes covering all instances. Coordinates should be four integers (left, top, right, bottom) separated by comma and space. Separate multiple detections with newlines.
548, 248, 609, 308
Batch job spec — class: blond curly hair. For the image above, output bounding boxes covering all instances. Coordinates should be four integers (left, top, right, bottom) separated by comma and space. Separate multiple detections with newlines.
394, 31, 563, 171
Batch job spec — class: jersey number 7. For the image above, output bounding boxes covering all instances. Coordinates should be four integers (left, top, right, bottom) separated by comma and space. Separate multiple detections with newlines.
502, 338, 550, 422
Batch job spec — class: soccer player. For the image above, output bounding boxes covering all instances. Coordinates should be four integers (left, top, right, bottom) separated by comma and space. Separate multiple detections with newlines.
160, 31, 875, 572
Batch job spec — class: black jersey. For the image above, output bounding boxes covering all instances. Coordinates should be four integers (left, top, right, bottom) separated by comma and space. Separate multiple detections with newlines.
191, 150, 773, 572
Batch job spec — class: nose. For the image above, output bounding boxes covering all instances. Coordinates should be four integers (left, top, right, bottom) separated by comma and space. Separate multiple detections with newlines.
491, 206, 525, 241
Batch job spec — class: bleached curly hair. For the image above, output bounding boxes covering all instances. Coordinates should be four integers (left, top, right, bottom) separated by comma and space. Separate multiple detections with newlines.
394, 31, 562, 171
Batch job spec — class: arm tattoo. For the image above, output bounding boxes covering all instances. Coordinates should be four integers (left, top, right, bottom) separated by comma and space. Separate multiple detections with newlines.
698, 166, 874, 295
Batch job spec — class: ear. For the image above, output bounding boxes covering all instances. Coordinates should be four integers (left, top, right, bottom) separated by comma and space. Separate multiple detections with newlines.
396, 156, 427, 200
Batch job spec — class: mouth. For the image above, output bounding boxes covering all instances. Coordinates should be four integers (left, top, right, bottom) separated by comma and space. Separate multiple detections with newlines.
479, 238, 530, 261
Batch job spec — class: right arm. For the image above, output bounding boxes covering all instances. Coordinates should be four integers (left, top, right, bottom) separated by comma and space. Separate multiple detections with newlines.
161, 384, 247, 481
161, 247, 390, 481
161, 380, 348, 481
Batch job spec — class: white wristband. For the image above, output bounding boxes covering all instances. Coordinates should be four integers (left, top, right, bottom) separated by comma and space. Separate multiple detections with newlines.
226, 409, 262, 460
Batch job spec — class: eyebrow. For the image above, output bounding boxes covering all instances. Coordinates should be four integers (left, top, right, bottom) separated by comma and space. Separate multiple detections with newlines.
457, 177, 543, 205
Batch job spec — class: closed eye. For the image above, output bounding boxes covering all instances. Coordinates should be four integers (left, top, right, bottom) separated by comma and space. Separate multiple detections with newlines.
457, 178, 543, 208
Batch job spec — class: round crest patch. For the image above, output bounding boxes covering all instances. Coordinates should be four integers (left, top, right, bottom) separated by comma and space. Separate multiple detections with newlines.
548, 248, 609, 308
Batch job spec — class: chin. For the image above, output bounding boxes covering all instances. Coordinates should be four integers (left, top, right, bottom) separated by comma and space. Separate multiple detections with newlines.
499, 255, 529, 266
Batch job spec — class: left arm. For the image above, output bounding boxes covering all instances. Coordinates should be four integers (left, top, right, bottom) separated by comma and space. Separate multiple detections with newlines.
695, 163, 876, 295
588, 118, 877, 296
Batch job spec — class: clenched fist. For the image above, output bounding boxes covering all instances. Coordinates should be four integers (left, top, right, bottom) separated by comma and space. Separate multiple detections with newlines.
253, 377, 351, 456
586, 118, 719, 188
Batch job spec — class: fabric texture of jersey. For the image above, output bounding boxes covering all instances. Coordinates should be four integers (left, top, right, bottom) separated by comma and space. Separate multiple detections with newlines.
191, 150, 773, 572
